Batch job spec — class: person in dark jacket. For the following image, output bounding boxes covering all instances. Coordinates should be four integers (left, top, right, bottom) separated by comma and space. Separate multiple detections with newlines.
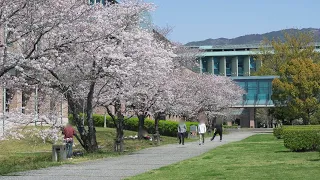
177, 120, 187, 145
210, 123, 223, 142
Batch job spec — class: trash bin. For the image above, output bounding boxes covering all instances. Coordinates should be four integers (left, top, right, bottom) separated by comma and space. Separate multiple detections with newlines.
52, 144, 67, 162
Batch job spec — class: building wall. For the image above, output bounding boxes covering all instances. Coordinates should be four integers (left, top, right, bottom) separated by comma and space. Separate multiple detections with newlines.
0, 88, 69, 125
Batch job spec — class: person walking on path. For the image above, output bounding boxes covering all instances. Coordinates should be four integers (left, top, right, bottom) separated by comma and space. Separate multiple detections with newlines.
177, 120, 187, 145
62, 124, 76, 159
211, 123, 223, 142
198, 121, 207, 145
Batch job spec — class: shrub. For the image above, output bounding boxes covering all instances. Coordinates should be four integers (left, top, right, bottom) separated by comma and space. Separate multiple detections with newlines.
223, 125, 239, 129
123, 117, 139, 131
273, 127, 283, 139
68, 114, 114, 127
310, 118, 320, 125
273, 125, 320, 139
69, 114, 199, 137
283, 129, 320, 152
283, 125, 320, 129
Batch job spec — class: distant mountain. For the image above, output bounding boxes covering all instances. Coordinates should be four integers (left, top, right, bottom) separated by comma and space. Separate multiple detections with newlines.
185, 28, 320, 46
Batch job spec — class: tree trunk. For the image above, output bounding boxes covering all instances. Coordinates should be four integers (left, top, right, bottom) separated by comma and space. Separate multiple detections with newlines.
114, 114, 124, 152
66, 91, 98, 153
85, 81, 98, 152
113, 101, 124, 152
138, 114, 146, 140
305, 110, 311, 125
86, 114, 98, 152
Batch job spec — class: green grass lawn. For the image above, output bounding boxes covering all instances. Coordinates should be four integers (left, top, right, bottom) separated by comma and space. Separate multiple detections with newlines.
0, 127, 189, 175
128, 134, 320, 180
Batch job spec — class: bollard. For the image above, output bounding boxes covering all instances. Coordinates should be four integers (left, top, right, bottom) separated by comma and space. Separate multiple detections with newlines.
52, 144, 67, 162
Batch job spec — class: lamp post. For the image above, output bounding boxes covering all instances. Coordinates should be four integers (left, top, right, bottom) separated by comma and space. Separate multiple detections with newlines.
104, 111, 107, 128
82, 99, 85, 126
2, 5, 8, 136
60, 96, 63, 125
34, 86, 38, 126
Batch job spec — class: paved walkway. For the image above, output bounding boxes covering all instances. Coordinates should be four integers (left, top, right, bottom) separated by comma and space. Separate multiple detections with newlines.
1, 132, 253, 180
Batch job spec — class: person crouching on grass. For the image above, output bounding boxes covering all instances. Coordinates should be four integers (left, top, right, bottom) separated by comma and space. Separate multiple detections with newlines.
198, 120, 207, 145
62, 123, 76, 159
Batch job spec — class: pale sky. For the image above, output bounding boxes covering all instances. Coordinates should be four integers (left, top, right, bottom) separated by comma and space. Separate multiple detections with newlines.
145, 0, 319, 44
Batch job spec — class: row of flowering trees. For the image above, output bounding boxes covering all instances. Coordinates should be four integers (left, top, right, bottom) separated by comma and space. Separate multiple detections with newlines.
0, 0, 244, 152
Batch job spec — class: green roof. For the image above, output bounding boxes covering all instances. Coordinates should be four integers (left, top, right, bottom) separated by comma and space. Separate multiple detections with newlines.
200, 49, 320, 57
202, 51, 257, 56
231, 76, 279, 80
189, 42, 320, 50
198, 43, 261, 50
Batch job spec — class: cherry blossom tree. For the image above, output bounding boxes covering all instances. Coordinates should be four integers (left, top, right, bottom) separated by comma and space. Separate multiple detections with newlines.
0, 0, 97, 142
0, 0, 92, 80
0, 0, 96, 147
93, 25, 180, 146
18, 0, 175, 152
94, 28, 175, 147
114, 28, 201, 142
1, 0, 245, 154
150, 27, 241, 125
125, 27, 202, 142
167, 69, 244, 122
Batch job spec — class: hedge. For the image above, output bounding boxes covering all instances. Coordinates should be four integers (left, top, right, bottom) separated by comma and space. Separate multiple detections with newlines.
273, 127, 283, 139
69, 114, 199, 137
273, 125, 320, 139
284, 125, 320, 129
283, 129, 320, 152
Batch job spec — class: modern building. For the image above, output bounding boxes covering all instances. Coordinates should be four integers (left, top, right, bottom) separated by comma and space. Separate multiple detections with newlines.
191, 44, 263, 76
194, 43, 320, 76
231, 76, 276, 128
191, 43, 320, 127
190, 44, 276, 128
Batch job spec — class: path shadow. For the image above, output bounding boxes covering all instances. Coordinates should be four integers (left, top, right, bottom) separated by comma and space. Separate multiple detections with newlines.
308, 159, 320, 162
176, 146, 187, 148
274, 150, 291, 153
275, 150, 317, 153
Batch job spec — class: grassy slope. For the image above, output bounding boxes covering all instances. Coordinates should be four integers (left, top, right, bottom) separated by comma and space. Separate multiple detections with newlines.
128, 134, 320, 180
0, 127, 186, 175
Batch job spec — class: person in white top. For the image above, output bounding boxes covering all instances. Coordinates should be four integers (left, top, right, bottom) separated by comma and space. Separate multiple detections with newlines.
198, 121, 207, 145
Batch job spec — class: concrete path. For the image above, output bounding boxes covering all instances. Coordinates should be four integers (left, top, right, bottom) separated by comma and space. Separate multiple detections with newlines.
1, 132, 253, 180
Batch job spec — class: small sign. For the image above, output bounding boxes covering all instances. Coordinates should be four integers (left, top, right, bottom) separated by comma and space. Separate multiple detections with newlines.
190, 125, 197, 138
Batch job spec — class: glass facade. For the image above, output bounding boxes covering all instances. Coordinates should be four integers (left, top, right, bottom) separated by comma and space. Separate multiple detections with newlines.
247, 82, 257, 104
201, 58, 208, 73
90, 0, 107, 5
199, 56, 259, 77
226, 57, 232, 76
238, 57, 244, 76
233, 78, 274, 106
213, 57, 220, 75
250, 57, 256, 73
198, 54, 274, 107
